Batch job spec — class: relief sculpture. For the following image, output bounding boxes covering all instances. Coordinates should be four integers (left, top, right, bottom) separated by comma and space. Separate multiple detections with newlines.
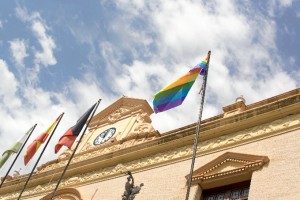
129, 112, 156, 139
108, 108, 129, 123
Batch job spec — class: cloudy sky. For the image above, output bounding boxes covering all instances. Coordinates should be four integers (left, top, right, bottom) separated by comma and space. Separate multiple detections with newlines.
0, 0, 299, 176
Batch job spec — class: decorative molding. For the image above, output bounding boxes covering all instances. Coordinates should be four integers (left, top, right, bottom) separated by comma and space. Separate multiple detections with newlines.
89, 97, 153, 128
90, 105, 133, 126
2, 113, 299, 199
187, 152, 269, 183
38, 108, 159, 173
107, 107, 130, 123
125, 112, 158, 141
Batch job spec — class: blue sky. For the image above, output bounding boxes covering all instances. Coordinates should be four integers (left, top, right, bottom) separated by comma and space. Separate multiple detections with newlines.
0, 0, 299, 175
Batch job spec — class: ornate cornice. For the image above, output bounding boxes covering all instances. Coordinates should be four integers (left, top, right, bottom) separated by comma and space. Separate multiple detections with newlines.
187, 152, 269, 183
1, 112, 300, 199
1, 89, 300, 199
89, 97, 153, 128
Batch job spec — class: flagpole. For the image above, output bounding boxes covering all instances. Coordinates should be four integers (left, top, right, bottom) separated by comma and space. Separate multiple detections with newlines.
17, 113, 64, 199
0, 124, 37, 188
185, 51, 211, 200
50, 99, 101, 199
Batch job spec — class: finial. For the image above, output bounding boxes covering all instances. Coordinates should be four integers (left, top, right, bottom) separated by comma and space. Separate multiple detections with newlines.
236, 95, 246, 104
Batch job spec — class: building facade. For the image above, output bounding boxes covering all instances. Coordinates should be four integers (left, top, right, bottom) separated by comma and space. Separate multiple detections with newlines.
1, 88, 300, 199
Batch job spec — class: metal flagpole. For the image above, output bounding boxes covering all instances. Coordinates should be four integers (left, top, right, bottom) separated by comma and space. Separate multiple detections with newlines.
0, 124, 37, 188
17, 113, 64, 199
185, 51, 211, 200
50, 99, 101, 199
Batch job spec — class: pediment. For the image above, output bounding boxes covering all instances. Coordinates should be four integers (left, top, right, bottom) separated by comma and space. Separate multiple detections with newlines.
89, 97, 154, 127
187, 152, 269, 184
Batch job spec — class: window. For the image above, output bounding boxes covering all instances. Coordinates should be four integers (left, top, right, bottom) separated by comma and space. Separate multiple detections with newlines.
202, 181, 250, 200
186, 152, 269, 200
40, 188, 82, 200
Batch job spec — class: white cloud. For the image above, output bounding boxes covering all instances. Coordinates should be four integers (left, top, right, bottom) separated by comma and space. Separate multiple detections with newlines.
9, 38, 28, 67
278, 0, 293, 7
31, 21, 56, 67
15, 6, 57, 84
0, 59, 21, 109
29, 1, 300, 172
15, 6, 40, 22
0, 64, 108, 175
266, 0, 295, 16
66, 73, 109, 108
107, 0, 298, 132
1, 1, 299, 175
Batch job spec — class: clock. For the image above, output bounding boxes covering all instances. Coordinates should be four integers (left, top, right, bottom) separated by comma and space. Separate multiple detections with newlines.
93, 127, 116, 145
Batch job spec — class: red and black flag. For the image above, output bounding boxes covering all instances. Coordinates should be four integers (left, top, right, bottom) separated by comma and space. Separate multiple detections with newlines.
55, 103, 96, 153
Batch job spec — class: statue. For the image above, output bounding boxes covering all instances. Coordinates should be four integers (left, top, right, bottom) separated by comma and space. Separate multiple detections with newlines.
122, 171, 144, 200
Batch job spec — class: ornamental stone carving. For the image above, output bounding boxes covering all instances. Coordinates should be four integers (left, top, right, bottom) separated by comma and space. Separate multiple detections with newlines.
108, 107, 130, 123
189, 152, 269, 184
82, 142, 92, 151
128, 112, 157, 139
133, 123, 155, 135
58, 150, 72, 160
2, 113, 300, 199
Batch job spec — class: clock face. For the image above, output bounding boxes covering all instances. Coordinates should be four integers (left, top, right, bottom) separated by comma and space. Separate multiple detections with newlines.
93, 127, 116, 145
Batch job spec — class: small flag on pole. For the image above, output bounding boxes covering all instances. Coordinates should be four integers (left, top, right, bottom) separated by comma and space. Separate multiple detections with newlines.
24, 114, 63, 165
55, 104, 96, 153
153, 53, 210, 113
0, 125, 35, 168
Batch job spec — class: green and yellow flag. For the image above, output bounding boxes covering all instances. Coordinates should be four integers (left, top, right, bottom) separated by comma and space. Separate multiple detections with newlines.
0, 126, 35, 168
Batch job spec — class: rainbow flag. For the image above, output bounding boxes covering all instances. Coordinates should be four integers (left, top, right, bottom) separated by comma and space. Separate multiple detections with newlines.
153, 53, 210, 113
24, 114, 62, 165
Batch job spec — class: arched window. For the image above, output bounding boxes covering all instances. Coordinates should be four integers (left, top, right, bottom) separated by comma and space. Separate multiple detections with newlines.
40, 188, 82, 200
